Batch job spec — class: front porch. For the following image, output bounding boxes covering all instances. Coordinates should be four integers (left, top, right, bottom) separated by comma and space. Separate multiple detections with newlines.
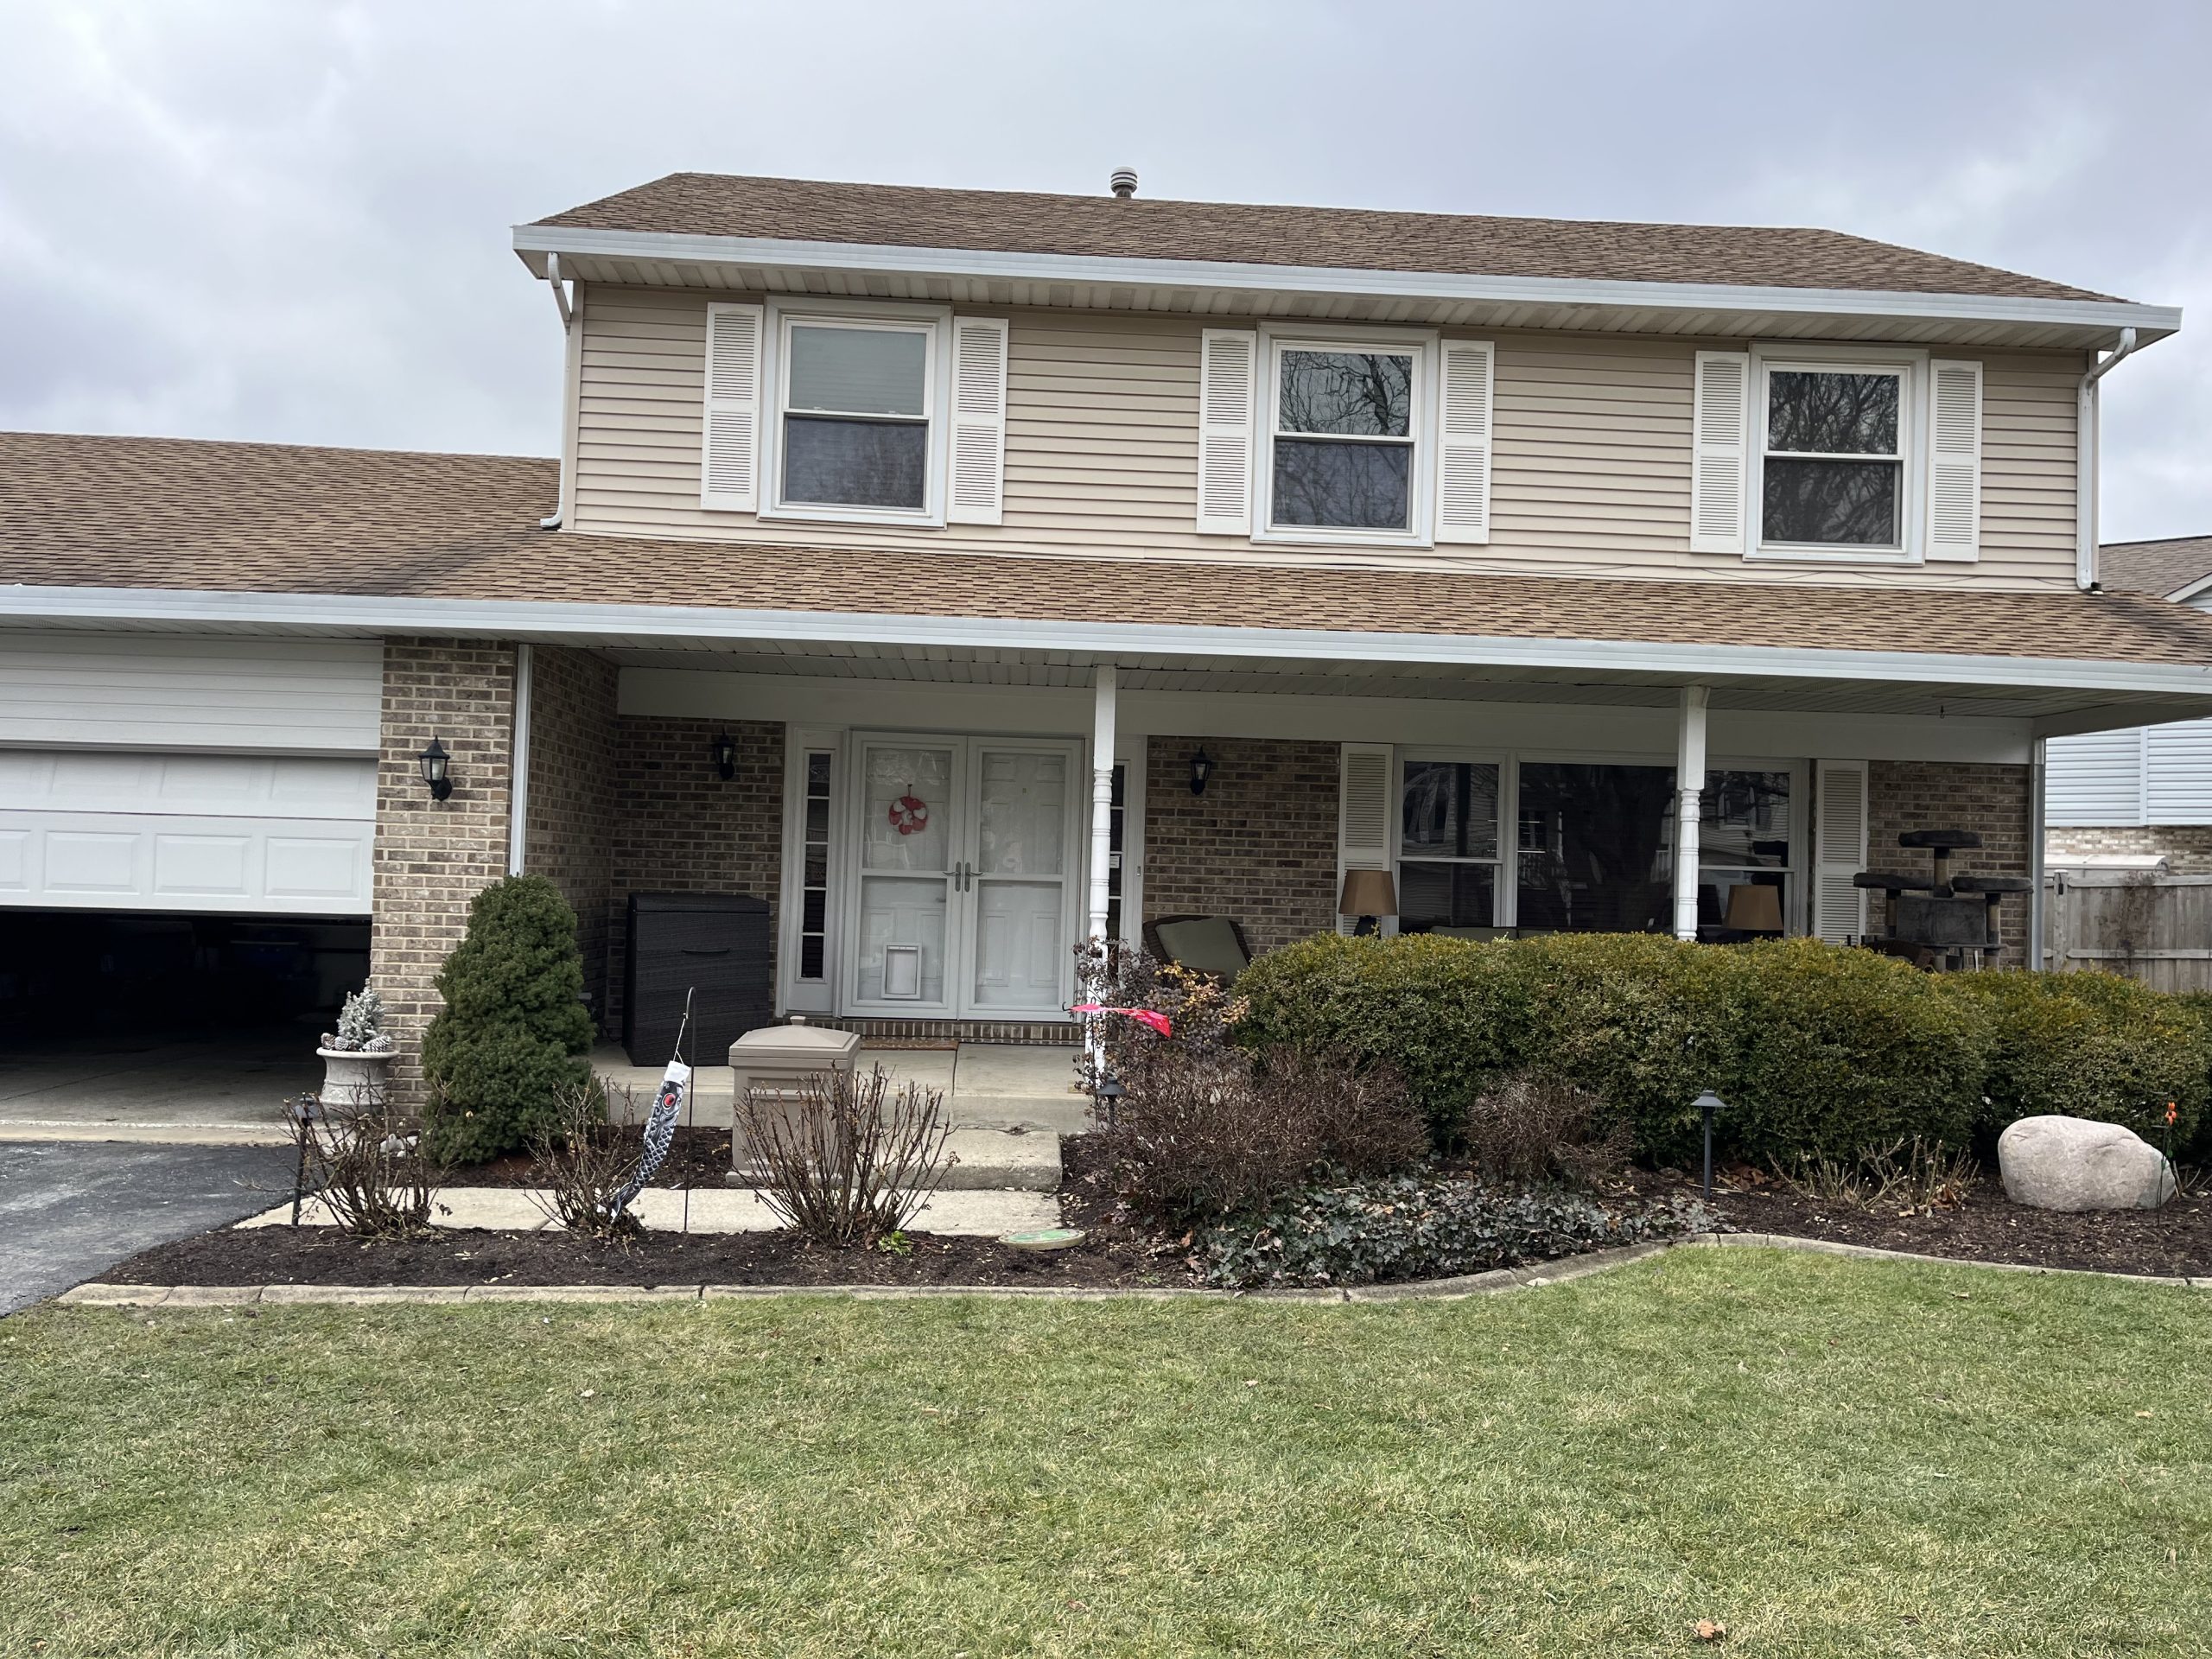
360, 616, 2212, 1084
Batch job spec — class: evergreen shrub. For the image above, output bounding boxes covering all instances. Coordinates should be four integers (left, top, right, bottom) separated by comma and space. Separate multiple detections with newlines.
421, 874, 595, 1164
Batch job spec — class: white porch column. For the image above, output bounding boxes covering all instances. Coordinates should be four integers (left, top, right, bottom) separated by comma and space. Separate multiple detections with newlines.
1086, 664, 1118, 943
1673, 684, 1709, 940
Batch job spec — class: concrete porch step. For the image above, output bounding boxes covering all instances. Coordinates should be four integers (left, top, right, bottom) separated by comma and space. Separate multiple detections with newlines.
937, 1127, 1061, 1192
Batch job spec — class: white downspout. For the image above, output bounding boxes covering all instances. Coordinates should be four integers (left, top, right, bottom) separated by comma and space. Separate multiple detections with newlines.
1673, 684, 1709, 940
2030, 734, 2048, 969
2075, 327, 2139, 591
539, 254, 577, 531
507, 642, 533, 876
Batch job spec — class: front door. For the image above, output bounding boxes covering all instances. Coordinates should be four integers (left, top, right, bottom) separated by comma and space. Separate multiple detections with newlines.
844, 734, 1081, 1019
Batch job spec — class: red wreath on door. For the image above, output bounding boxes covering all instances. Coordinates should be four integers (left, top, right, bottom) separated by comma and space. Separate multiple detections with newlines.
888, 792, 930, 836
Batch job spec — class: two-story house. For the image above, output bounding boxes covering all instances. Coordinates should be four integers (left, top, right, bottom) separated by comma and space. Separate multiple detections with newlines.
3, 170, 2208, 1092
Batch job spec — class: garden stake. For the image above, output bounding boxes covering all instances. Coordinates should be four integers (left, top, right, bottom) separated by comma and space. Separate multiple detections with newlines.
682, 987, 695, 1236
287, 1094, 319, 1225
1694, 1090, 1726, 1200
2164, 1101, 2177, 1215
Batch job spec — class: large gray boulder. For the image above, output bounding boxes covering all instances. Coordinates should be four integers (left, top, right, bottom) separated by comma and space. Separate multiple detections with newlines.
1999, 1115, 2176, 1211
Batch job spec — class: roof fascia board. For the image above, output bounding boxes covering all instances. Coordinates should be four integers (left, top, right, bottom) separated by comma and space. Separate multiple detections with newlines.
10, 582, 2212, 702
512, 224, 2181, 346
2159, 572, 2212, 605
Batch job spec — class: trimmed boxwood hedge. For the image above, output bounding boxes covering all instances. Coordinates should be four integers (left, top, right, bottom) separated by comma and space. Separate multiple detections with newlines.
1234, 932, 2209, 1164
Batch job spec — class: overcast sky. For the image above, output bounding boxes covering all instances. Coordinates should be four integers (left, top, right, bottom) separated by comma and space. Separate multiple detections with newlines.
3, 0, 2207, 542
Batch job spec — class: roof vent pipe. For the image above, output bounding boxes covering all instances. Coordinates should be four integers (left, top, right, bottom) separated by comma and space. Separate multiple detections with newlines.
2075, 326, 2139, 591
1109, 167, 1138, 200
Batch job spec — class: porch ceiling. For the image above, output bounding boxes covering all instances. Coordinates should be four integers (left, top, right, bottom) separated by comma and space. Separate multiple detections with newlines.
592, 638, 2210, 728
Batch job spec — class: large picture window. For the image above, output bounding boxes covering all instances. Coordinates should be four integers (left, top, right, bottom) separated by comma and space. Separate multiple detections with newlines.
779, 319, 933, 514
1760, 364, 1905, 550
1267, 339, 1423, 536
1390, 757, 1798, 938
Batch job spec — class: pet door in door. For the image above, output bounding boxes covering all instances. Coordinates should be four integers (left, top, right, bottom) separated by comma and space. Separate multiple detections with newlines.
880, 944, 925, 1000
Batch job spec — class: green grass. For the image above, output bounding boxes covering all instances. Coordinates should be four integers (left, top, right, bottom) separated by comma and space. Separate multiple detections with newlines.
3, 1251, 2208, 1657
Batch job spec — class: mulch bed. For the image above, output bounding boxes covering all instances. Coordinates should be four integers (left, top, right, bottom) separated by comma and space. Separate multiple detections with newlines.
91, 1128, 2212, 1292
1646, 1167, 2212, 1279
104, 1224, 1163, 1290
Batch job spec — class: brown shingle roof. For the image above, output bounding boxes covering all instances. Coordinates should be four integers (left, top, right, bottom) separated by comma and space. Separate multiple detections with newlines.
2101, 534, 2212, 599
6, 431, 2212, 671
531, 172, 2119, 303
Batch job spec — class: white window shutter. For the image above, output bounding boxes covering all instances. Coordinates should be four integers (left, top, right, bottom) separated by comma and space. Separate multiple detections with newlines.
1690, 350, 1751, 555
1434, 340, 1495, 544
1812, 760, 1869, 944
947, 315, 1009, 525
1196, 329, 1257, 535
1925, 359, 1983, 562
700, 302, 764, 512
1338, 742, 1393, 936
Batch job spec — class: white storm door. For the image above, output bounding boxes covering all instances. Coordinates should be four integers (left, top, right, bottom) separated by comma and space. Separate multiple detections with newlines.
960, 740, 1080, 1017
847, 738, 963, 1014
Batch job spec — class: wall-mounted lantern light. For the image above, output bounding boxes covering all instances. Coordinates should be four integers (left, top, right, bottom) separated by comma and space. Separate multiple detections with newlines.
417, 737, 452, 802
1189, 747, 1213, 797
712, 732, 738, 782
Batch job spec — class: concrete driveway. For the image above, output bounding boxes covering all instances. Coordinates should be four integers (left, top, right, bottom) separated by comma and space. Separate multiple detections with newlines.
0, 1027, 314, 1144
0, 1140, 296, 1313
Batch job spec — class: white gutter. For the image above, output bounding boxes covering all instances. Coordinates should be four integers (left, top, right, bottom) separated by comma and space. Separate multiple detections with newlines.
9, 582, 2212, 702
512, 224, 2180, 347
537, 255, 574, 531
2076, 326, 2141, 591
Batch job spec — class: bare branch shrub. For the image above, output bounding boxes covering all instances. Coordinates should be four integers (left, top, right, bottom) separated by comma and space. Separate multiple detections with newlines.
1464, 1071, 1630, 1187
527, 1081, 641, 1239
1071, 938, 1248, 1104
285, 1089, 443, 1237
1103, 1046, 1424, 1227
734, 1064, 954, 1246
1773, 1135, 1978, 1211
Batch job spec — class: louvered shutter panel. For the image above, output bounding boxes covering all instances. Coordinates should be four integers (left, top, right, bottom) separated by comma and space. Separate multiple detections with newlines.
1338, 742, 1394, 936
1434, 340, 1495, 544
1690, 351, 1752, 555
1812, 760, 1869, 944
946, 315, 1009, 525
700, 302, 764, 512
1925, 359, 1983, 561
1196, 329, 1257, 535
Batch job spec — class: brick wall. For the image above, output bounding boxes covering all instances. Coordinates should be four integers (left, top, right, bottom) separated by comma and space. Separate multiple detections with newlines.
369, 639, 516, 1100
1868, 760, 2033, 968
2046, 823, 2212, 871
1142, 735, 1339, 953
605, 715, 785, 1032
524, 646, 620, 1020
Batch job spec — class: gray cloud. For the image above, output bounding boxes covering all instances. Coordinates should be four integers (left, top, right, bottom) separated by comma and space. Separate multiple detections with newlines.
3, 0, 2204, 538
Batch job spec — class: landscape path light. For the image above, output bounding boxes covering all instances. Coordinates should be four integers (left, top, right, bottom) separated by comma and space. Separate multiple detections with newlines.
1693, 1090, 1727, 1200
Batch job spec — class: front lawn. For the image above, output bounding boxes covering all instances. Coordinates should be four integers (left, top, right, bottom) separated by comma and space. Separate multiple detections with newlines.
4, 1251, 2207, 1656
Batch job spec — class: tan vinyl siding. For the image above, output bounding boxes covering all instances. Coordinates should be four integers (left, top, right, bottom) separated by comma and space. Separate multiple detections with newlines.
570, 283, 2082, 591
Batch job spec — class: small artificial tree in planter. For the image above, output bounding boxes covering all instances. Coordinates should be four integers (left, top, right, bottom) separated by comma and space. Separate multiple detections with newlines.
421, 874, 596, 1165
318, 985, 397, 1109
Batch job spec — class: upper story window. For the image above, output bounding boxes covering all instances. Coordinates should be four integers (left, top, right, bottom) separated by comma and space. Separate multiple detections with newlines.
1760, 365, 1905, 550
779, 318, 935, 516
1271, 346, 1419, 532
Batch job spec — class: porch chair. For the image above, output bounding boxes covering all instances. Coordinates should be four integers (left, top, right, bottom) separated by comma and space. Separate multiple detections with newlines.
1143, 914, 1255, 984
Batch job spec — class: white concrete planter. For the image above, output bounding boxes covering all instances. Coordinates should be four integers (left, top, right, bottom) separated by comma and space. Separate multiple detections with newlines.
317, 1046, 397, 1110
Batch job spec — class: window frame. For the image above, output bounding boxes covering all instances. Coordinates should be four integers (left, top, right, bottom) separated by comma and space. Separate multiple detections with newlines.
1748, 343, 1927, 565
1394, 750, 1510, 936
1254, 324, 1439, 548
1386, 749, 1808, 937
759, 299, 952, 528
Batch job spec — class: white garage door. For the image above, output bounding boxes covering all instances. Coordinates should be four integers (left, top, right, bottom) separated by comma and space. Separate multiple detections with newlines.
0, 750, 376, 914
0, 632, 384, 916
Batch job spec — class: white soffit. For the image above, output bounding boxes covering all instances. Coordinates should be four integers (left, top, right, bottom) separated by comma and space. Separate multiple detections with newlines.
512, 226, 2179, 353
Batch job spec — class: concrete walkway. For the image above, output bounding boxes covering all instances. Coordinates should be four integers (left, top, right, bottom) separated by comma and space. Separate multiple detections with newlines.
235, 1182, 1059, 1236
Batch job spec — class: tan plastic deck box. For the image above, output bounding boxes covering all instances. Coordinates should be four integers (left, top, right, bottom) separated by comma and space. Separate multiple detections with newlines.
728, 1018, 862, 1173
